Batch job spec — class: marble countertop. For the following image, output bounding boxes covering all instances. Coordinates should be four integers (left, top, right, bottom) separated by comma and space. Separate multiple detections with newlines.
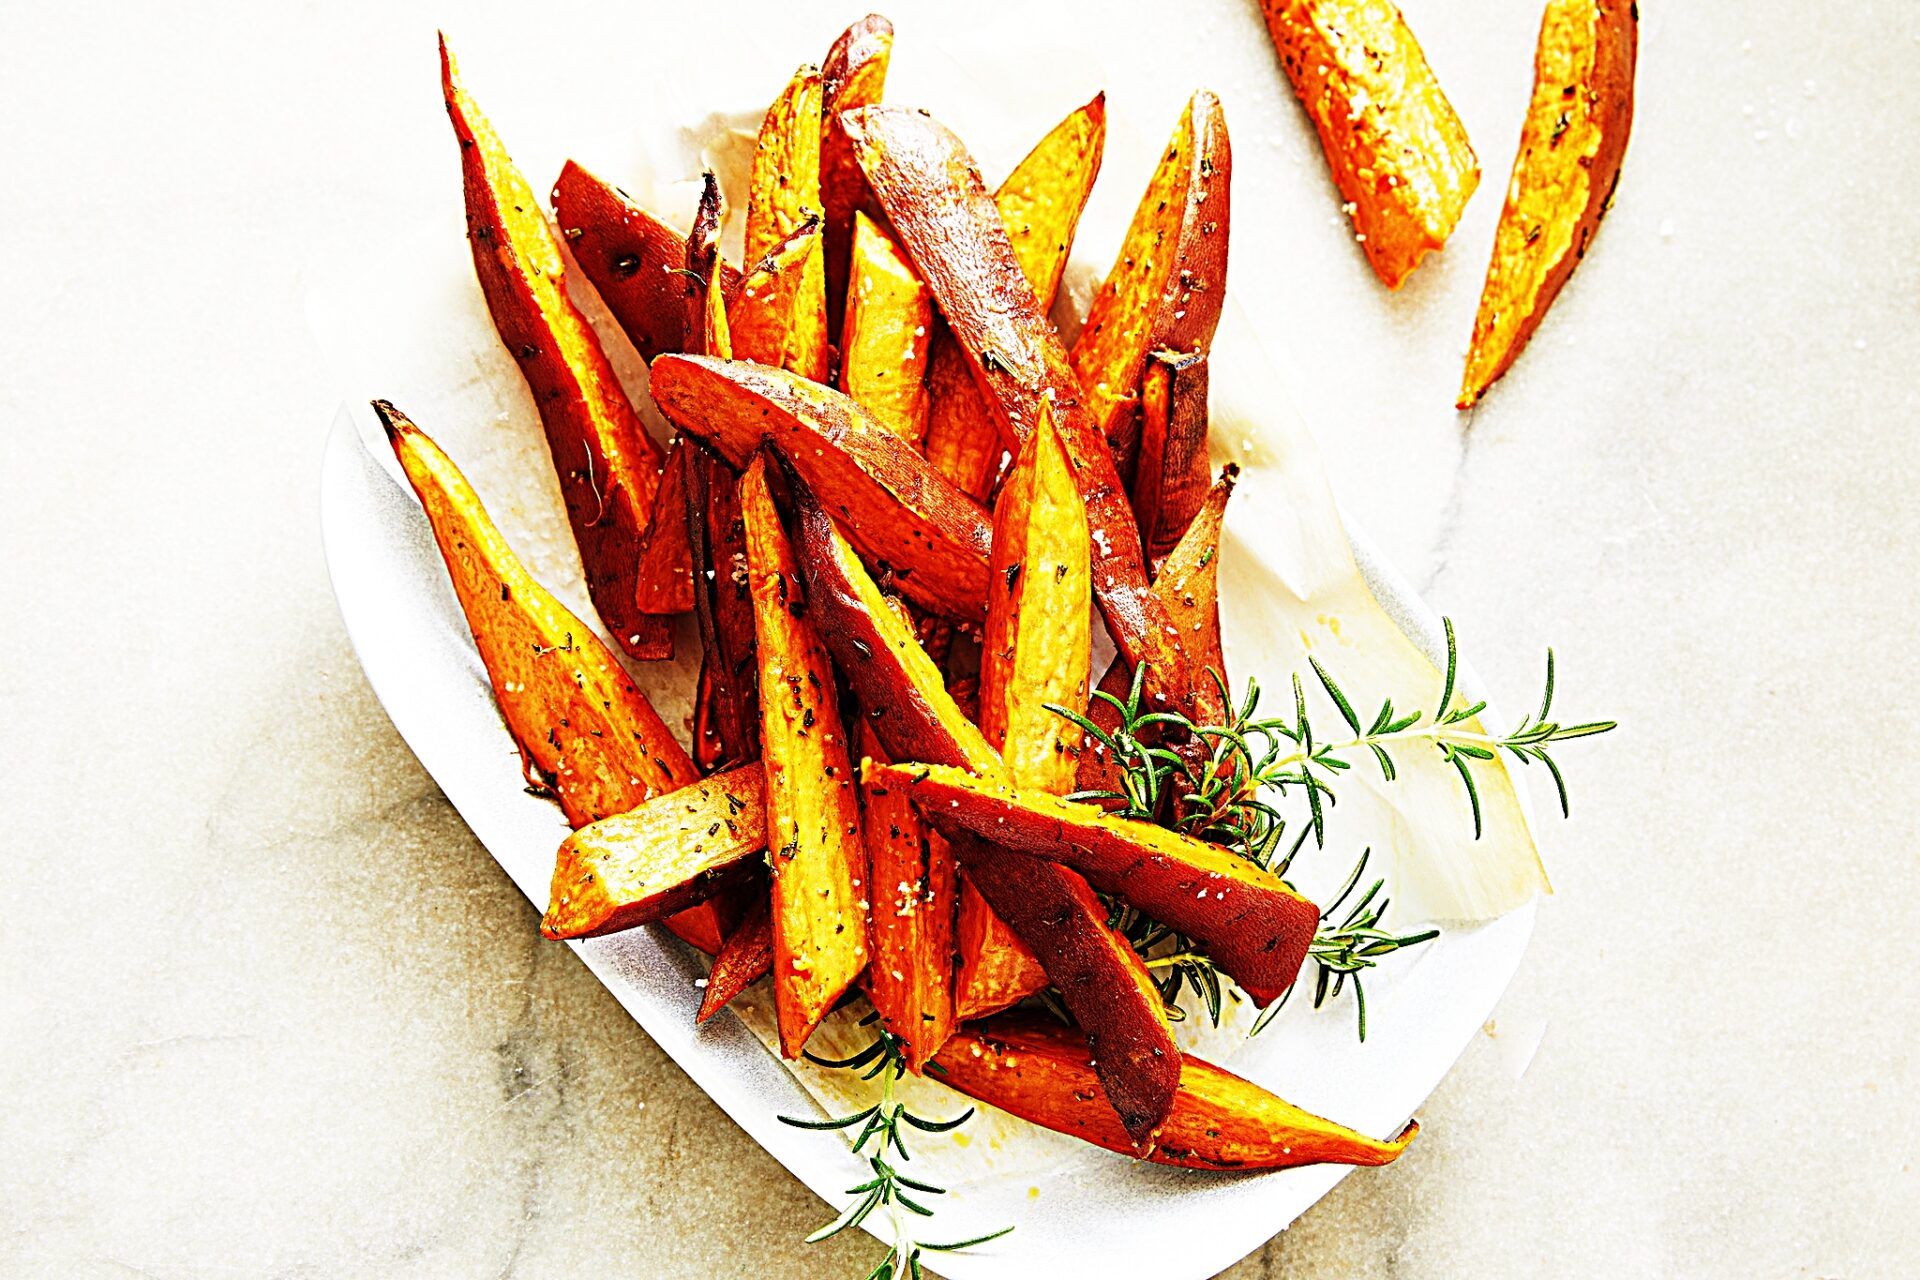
4, 1, 1916, 1276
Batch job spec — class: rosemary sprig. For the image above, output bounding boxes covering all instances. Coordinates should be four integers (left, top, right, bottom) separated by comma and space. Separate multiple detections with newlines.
780, 1021, 1012, 1279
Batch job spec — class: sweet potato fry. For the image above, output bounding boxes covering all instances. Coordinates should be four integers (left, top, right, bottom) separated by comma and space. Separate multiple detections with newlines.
931, 1014, 1418, 1169
551, 160, 741, 362
1131, 349, 1213, 568
820, 14, 894, 336
631, 437, 695, 615
838, 213, 932, 444
866, 762, 1317, 1006
697, 895, 774, 1023
922, 94, 1106, 498
858, 727, 957, 1071
730, 218, 827, 377
440, 42, 673, 661
739, 455, 869, 1055
1068, 92, 1230, 472
1460, 0, 1637, 407
843, 106, 1221, 728
649, 356, 992, 621
684, 172, 733, 359
1260, 0, 1480, 290
743, 64, 828, 382
542, 763, 766, 939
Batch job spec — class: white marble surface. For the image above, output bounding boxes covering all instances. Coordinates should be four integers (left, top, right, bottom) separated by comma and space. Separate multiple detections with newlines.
3, 1, 1917, 1277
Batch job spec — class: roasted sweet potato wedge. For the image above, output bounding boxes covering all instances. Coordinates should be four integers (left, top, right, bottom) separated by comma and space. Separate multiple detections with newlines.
740, 455, 869, 1055
649, 356, 992, 621
838, 212, 931, 443
858, 727, 956, 1072
698, 895, 774, 1023
730, 218, 827, 378
1068, 92, 1231, 472
820, 14, 894, 336
843, 106, 1221, 727
743, 64, 829, 382
866, 762, 1317, 1005
542, 763, 766, 939
1460, 0, 1637, 407
551, 160, 741, 362
931, 1014, 1418, 1169
922, 94, 1107, 498
440, 41, 672, 661
1132, 349, 1213, 568
1260, 0, 1480, 290
684, 172, 733, 360
632, 437, 695, 615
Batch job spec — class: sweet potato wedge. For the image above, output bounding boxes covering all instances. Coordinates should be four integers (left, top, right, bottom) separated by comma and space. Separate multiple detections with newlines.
551, 160, 741, 362
739, 455, 869, 1055
858, 727, 956, 1072
1131, 349, 1213, 568
697, 894, 774, 1023
820, 14, 894, 336
542, 763, 766, 939
632, 437, 695, 615
1460, 0, 1637, 407
1068, 91, 1230, 472
1260, 0, 1480, 290
730, 217, 827, 378
922, 94, 1107, 498
743, 64, 829, 383
440, 42, 672, 661
649, 356, 992, 621
838, 212, 931, 444
866, 762, 1317, 1005
843, 106, 1221, 727
931, 1014, 1418, 1169
684, 172, 733, 360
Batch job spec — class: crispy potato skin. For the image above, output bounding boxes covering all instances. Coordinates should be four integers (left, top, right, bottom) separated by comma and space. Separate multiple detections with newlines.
697, 894, 774, 1023
820, 15, 894, 336
1261, 0, 1480, 289
858, 728, 957, 1072
744, 65, 829, 382
740, 457, 869, 1056
1070, 93, 1231, 472
440, 42, 670, 660
844, 106, 1222, 728
649, 356, 993, 621
543, 764, 766, 939
922, 95, 1107, 498
870, 761, 1317, 1006
839, 213, 932, 444
1460, 0, 1637, 406
932, 1014, 1418, 1169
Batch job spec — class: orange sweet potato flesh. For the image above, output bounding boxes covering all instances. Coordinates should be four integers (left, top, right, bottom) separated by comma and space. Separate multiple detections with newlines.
821, 14, 894, 337
868, 761, 1317, 1006
739, 456, 869, 1056
931, 1014, 1418, 1169
839, 212, 931, 444
698, 894, 774, 1023
922, 95, 1106, 498
439, 42, 671, 662
858, 726, 957, 1072
1069, 92, 1231, 471
1460, 0, 1637, 407
632, 437, 695, 615
649, 356, 992, 621
542, 763, 766, 939
1261, 0, 1480, 290
743, 64, 829, 383
843, 106, 1221, 729
730, 218, 827, 378
551, 160, 742, 362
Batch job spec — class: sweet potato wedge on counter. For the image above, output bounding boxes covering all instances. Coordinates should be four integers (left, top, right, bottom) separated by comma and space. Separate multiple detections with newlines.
730, 218, 827, 377
740, 456, 869, 1055
843, 106, 1221, 727
1069, 92, 1231, 471
1260, 0, 1480, 290
1460, 0, 1637, 407
838, 212, 931, 444
931, 1014, 1418, 1169
867, 762, 1318, 1005
441, 41, 673, 661
742, 64, 829, 382
922, 94, 1107, 498
858, 727, 956, 1071
649, 356, 992, 621
697, 895, 774, 1023
820, 14, 894, 336
543, 763, 767, 939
